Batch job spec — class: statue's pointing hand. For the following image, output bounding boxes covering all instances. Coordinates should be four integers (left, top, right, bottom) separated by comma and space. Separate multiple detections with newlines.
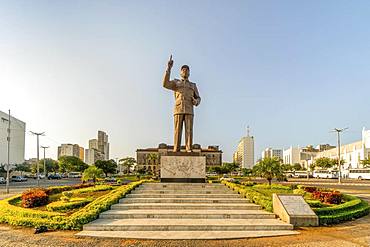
167, 55, 174, 70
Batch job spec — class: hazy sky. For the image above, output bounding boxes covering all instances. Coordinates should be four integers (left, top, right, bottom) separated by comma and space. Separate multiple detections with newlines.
1, 1, 370, 162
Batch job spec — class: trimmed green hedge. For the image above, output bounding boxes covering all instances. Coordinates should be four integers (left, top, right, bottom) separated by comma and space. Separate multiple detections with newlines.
313, 194, 370, 225
222, 181, 370, 225
0, 180, 147, 230
222, 181, 273, 212
46, 198, 93, 213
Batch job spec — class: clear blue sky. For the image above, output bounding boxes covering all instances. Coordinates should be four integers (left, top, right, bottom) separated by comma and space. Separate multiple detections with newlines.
1, 1, 370, 162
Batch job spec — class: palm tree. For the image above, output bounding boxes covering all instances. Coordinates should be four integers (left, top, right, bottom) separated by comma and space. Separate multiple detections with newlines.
119, 157, 136, 175
253, 157, 283, 186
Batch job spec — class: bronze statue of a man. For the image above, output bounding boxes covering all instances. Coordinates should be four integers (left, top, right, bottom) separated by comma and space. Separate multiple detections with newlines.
163, 55, 201, 152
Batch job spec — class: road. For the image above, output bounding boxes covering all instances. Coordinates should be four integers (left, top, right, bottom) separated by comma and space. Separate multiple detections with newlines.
0, 178, 81, 199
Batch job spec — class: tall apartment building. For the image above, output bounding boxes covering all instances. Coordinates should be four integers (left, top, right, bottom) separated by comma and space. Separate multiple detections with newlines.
261, 148, 283, 160
0, 110, 25, 165
85, 131, 109, 165
233, 128, 254, 169
57, 144, 83, 159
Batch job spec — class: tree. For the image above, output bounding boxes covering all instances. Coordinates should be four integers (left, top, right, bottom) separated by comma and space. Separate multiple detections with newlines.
292, 163, 303, 171
252, 157, 283, 185
241, 168, 252, 176
32, 159, 59, 174
361, 158, 370, 168
222, 162, 239, 173
15, 163, 31, 176
82, 166, 103, 183
314, 157, 337, 169
119, 157, 136, 175
95, 159, 117, 177
59, 156, 88, 173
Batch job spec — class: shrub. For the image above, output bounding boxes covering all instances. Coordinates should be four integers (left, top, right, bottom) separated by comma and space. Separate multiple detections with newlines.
22, 189, 49, 208
253, 183, 291, 191
222, 181, 273, 212
0, 180, 148, 230
241, 181, 256, 186
72, 185, 113, 194
47, 198, 93, 213
45, 183, 94, 195
60, 191, 74, 202
312, 191, 342, 205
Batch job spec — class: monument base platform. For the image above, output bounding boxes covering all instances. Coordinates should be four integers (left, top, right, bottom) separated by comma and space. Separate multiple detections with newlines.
160, 155, 206, 183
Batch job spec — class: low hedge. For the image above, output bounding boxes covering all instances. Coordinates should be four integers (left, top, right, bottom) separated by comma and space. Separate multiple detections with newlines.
72, 185, 113, 194
222, 181, 370, 225
313, 194, 370, 225
46, 198, 93, 213
222, 181, 273, 212
0, 180, 146, 230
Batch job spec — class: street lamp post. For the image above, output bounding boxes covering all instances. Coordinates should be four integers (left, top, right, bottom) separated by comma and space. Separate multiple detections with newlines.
333, 128, 348, 184
5, 110, 11, 194
41, 146, 49, 177
30, 131, 45, 187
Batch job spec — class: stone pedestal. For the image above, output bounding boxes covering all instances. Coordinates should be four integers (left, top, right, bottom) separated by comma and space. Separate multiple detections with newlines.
273, 194, 319, 226
160, 153, 206, 183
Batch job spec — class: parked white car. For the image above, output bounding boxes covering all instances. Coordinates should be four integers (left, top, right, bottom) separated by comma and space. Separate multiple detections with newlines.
219, 175, 235, 182
0, 177, 5, 184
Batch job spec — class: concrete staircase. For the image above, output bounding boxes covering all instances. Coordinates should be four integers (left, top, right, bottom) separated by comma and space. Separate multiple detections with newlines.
76, 183, 298, 239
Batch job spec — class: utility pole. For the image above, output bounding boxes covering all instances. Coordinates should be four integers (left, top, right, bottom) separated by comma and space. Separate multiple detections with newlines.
5, 110, 11, 194
333, 128, 348, 184
41, 146, 49, 177
30, 131, 45, 187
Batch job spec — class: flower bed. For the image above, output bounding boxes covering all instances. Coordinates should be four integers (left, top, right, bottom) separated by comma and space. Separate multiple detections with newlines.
222, 181, 370, 225
0, 180, 147, 230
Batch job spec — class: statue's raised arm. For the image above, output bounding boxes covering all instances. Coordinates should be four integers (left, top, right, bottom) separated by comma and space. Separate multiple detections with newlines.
163, 55, 176, 90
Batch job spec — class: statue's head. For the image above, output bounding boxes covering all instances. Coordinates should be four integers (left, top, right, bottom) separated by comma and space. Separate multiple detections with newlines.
180, 65, 190, 80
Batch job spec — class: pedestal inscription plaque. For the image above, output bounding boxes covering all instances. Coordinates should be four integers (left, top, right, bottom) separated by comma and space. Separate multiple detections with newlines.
160, 155, 206, 183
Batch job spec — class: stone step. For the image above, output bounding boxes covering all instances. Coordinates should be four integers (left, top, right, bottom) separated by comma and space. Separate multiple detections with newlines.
126, 193, 241, 198
99, 209, 276, 219
76, 230, 299, 240
111, 203, 261, 210
83, 218, 294, 231
120, 197, 248, 204
132, 189, 236, 194
141, 183, 224, 189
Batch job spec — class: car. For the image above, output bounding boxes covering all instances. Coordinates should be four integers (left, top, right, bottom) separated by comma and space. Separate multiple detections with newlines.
105, 177, 116, 182
11, 176, 27, 182
48, 174, 61, 180
0, 177, 6, 184
219, 175, 235, 182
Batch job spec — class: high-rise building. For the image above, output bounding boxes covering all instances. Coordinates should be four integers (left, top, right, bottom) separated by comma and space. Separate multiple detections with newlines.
85, 131, 109, 165
57, 144, 82, 159
0, 110, 25, 165
261, 148, 283, 160
234, 127, 254, 169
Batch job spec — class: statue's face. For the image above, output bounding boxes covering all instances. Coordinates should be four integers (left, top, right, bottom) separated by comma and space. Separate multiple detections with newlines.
180, 67, 190, 79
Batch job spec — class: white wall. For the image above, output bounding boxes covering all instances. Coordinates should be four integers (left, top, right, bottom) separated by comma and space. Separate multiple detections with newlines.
0, 111, 25, 164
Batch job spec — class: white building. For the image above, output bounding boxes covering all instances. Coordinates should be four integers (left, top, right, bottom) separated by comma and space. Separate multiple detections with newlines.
0, 111, 25, 165
283, 146, 301, 165
234, 128, 254, 169
262, 148, 283, 160
85, 130, 109, 165
314, 128, 370, 170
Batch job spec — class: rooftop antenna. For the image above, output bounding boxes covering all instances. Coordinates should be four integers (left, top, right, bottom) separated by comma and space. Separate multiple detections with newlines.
247, 125, 250, 137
